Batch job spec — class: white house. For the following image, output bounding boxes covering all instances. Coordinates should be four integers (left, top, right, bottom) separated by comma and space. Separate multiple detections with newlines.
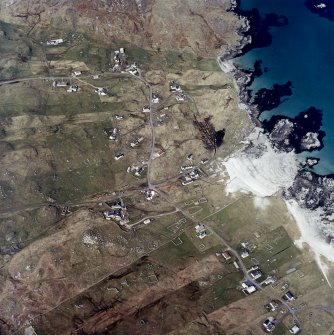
108, 128, 118, 140
170, 81, 182, 93
176, 94, 185, 102
195, 223, 207, 239
130, 137, 144, 148
263, 276, 276, 285
128, 64, 139, 75
186, 153, 193, 161
146, 189, 155, 201
72, 71, 82, 77
249, 269, 262, 280
181, 165, 194, 171
200, 158, 209, 165
67, 85, 79, 93
46, 38, 64, 46
95, 88, 107, 96
241, 281, 256, 294
189, 169, 200, 180
114, 153, 124, 160
198, 231, 207, 239
195, 224, 205, 233
114, 51, 121, 64
152, 94, 160, 104
55, 81, 68, 87
241, 250, 250, 258
182, 176, 193, 185
262, 317, 276, 333
289, 324, 300, 334
268, 300, 280, 311
283, 291, 295, 301
134, 167, 144, 177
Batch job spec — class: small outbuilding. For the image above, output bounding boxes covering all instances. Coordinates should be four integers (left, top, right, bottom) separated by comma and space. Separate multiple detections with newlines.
283, 291, 295, 301
45, 38, 64, 46
176, 94, 185, 102
72, 71, 82, 77
115, 153, 124, 160
182, 176, 193, 185
198, 231, 207, 239
289, 324, 300, 334
67, 85, 79, 93
249, 269, 262, 280
222, 251, 231, 261
262, 317, 276, 333
170, 81, 182, 93
268, 300, 280, 311
241, 250, 250, 258
95, 87, 107, 96
152, 93, 160, 104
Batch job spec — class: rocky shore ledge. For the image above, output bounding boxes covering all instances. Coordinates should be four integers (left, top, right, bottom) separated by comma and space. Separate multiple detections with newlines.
221, 0, 334, 246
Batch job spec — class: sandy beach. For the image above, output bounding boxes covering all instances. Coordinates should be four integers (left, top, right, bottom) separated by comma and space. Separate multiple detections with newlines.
218, 54, 334, 283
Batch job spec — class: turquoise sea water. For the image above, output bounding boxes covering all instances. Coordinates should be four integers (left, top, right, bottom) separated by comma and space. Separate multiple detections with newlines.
235, 0, 334, 175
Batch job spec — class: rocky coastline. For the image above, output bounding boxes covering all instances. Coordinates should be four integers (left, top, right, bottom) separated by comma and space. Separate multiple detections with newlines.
222, 0, 334, 243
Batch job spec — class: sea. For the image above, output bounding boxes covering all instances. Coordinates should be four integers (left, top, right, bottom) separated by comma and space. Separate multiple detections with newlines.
235, 0, 334, 175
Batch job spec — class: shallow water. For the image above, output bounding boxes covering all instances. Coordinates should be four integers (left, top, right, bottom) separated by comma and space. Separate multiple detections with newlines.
235, 0, 334, 175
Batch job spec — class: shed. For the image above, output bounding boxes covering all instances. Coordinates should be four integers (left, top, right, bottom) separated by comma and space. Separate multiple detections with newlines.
222, 251, 231, 261
283, 291, 295, 301
289, 324, 300, 334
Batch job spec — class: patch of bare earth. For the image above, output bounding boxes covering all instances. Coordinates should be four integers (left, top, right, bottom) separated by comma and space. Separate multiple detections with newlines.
33, 255, 225, 334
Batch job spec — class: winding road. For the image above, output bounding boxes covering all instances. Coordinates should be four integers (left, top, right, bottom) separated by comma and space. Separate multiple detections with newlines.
0, 66, 325, 334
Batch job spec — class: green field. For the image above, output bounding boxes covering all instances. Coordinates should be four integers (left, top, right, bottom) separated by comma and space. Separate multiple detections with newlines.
202, 271, 244, 313
241, 226, 301, 275
151, 232, 201, 267
273, 323, 288, 335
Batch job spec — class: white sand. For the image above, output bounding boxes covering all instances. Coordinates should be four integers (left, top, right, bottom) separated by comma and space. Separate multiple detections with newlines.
223, 130, 299, 197
253, 196, 270, 209
221, 128, 334, 276
217, 57, 235, 73
217, 58, 334, 275
285, 199, 334, 284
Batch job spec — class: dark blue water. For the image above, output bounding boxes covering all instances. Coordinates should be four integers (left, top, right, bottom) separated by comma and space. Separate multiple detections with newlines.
235, 0, 334, 175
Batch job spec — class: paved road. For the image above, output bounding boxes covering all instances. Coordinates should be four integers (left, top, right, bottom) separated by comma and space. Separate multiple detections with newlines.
6, 65, 334, 334
0, 72, 133, 90
152, 185, 300, 325
0, 76, 71, 85
136, 74, 155, 189
129, 209, 179, 228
